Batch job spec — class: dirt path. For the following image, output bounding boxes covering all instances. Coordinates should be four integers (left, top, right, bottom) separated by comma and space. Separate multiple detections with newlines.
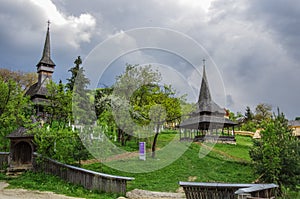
199, 143, 248, 163
0, 181, 84, 199
81, 151, 139, 165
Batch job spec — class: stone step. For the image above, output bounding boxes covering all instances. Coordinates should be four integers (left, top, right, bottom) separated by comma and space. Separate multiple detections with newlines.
6, 165, 33, 176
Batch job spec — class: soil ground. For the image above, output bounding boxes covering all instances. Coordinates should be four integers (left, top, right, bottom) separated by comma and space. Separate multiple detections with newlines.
0, 181, 84, 199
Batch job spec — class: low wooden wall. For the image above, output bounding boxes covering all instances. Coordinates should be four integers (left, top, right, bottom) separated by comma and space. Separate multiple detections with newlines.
0, 152, 9, 170
33, 153, 134, 194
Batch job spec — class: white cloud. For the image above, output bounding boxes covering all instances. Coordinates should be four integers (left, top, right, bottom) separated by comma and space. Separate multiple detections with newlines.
29, 0, 96, 48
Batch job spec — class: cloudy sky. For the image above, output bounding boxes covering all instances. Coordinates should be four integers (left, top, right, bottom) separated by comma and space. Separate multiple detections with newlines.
1, 0, 299, 119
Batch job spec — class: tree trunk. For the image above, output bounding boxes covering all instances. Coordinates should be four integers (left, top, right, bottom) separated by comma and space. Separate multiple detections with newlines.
151, 132, 159, 158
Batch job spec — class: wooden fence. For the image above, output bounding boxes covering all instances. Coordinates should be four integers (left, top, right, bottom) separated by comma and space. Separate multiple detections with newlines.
0, 152, 9, 170
33, 153, 134, 194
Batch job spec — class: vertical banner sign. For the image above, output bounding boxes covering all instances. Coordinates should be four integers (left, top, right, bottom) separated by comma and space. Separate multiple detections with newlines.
139, 142, 146, 160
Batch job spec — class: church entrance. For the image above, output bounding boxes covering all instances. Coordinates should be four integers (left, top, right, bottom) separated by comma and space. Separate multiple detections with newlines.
12, 141, 32, 165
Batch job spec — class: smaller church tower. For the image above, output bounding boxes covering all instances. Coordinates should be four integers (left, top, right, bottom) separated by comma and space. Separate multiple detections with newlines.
36, 20, 56, 87
6, 21, 56, 174
26, 21, 56, 117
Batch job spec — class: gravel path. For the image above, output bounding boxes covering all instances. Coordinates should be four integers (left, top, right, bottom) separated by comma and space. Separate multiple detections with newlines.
0, 181, 84, 199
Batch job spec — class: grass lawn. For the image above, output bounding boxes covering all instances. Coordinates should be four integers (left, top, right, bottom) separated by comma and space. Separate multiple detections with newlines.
212, 135, 253, 162
6, 133, 293, 198
83, 134, 257, 192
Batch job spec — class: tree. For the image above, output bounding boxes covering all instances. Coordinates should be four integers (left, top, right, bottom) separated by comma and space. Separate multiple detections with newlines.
245, 106, 253, 121
33, 124, 90, 165
103, 64, 183, 158
111, 64, 162, 145
249, 109, 300, 192
34, 77, 90, 165
45, 80, 72, 126
254, 103, 272, 124
0, 78, 33, 151
0, 68, 37, 91
66, 56, 82, 92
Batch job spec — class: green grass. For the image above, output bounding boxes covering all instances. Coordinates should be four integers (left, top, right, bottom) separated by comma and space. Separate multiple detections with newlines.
213, 135, 253, 162
1, 134, 297, 198
83, 142, 256, 192
0, 171, 118, 199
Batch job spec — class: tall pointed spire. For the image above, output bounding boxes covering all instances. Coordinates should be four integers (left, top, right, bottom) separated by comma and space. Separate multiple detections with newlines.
198, 59, 211, 104
37, 20, 55, 67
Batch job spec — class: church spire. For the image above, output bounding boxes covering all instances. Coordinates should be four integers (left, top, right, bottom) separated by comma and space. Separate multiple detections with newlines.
198, 59, 212, 104
37, 20, 55, 67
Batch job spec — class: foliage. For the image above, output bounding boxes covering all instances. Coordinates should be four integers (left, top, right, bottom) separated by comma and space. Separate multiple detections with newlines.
240, 120, 256, 132
45, 80, 72, 126
254, 103, 272, 125
240, 104, 273, 132
95, 64, 184, 157
28, 56, 92, 165
245, 106, 254, 121
249, 109, 300, 190
72, 64, 93, 125
66, 56, 82, 92
33, 123, 90, 165
0, 78, 33, 151
0, 68, 37, 91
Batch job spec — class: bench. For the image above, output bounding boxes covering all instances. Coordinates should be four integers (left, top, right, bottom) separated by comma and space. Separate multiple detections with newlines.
179, 182, 278, 199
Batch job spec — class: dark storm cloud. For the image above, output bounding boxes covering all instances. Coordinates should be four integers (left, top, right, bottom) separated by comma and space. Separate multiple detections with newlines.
246, 0, 300, 59
0, 0, 299, 118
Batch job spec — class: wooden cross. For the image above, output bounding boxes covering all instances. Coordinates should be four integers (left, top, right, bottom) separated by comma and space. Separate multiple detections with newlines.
47, 20, 51, 29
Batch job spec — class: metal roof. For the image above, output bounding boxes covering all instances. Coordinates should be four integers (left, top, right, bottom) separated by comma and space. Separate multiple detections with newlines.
234, 184, 278, 194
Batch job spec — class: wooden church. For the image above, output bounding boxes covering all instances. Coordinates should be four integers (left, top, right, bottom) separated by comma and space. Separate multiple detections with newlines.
7, 22, 56, 172
179, 61, 237, 143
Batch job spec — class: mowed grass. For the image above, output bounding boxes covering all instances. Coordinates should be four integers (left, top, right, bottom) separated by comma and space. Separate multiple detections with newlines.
1, 133, 257, 198
213, 135, 253, 162
83, 133, 257, 192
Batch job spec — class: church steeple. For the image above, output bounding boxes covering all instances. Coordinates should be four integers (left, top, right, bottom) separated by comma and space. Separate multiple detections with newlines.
37, 20, 55, 67
197, 59, 224, 115
36, 21, 55, 86
198, 59, 212, 104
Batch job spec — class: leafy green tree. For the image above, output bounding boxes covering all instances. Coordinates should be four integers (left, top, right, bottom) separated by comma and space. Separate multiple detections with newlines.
33, 124, 90, 165
45, 80, 72, 126
107, 64, 183, 157
249, 109, 300, 191
110, 64, 162, 145
0, 78, 33, 151
0, 68, 37, 91
254, 103, 272, 125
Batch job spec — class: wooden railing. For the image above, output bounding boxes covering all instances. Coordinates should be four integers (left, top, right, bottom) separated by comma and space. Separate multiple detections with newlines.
33, 153, 134, 194
0, 152, 9, 170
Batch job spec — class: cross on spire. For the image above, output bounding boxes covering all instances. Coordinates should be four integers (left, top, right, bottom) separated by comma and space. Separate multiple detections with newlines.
47, 20, 51, 30
202, 58, 206, 66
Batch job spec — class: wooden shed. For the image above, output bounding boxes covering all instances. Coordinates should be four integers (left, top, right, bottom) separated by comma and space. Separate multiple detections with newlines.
7, 127, 35, 172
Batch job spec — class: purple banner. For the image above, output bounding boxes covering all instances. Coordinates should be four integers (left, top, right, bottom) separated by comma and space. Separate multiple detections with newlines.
139, 142, 146, 160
